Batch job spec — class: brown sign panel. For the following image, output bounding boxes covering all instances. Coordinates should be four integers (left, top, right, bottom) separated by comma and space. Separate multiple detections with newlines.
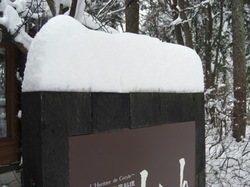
69, 121, 195, 187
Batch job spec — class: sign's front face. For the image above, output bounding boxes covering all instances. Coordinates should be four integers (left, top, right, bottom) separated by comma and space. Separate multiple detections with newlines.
69, 121, 195, 187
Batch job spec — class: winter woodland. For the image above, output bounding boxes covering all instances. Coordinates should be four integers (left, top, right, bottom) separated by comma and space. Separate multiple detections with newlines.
0, 0, 249, 186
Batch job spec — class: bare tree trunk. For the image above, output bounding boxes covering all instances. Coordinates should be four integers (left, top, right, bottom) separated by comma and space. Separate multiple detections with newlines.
125, 0, 139, 33
213, 0, 224, 78
69, 0, 78, 17
171, 0, 184, 45
232, 0, 247, 142
204, 2, 216, 127
178, 0, 193, 48
204, 3, 213, 90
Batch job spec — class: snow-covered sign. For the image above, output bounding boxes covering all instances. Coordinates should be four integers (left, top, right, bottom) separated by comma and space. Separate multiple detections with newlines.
22, 15, 204, 93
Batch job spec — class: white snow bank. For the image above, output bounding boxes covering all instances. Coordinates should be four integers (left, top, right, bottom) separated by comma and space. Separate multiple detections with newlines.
22, 15, 204, 93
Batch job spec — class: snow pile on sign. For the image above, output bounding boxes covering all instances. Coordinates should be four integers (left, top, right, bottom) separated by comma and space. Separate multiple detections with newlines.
22, 15, 204, 93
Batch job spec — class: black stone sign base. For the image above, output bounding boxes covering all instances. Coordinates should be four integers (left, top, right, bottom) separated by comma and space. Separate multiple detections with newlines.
22, 92, 205, 187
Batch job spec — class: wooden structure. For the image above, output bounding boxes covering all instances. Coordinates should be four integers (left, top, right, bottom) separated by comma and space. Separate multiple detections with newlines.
22, 92, 205, 187
0, 29, 24, 169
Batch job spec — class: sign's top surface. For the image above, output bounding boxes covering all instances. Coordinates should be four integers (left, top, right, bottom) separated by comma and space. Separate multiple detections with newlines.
23, 15, 204, 93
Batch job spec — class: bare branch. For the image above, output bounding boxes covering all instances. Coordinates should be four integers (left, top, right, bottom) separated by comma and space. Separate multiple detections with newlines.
46, 0, 56, 16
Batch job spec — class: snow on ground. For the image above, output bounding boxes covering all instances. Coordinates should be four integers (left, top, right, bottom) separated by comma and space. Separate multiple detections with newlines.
206, 125, 250, 187
22, 15, 203, 93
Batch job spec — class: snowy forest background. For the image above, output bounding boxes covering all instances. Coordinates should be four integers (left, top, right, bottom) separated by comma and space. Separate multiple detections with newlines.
0, 0, 249, 186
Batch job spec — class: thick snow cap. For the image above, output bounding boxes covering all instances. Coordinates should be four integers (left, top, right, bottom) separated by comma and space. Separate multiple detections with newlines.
22, 15, 204, 93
